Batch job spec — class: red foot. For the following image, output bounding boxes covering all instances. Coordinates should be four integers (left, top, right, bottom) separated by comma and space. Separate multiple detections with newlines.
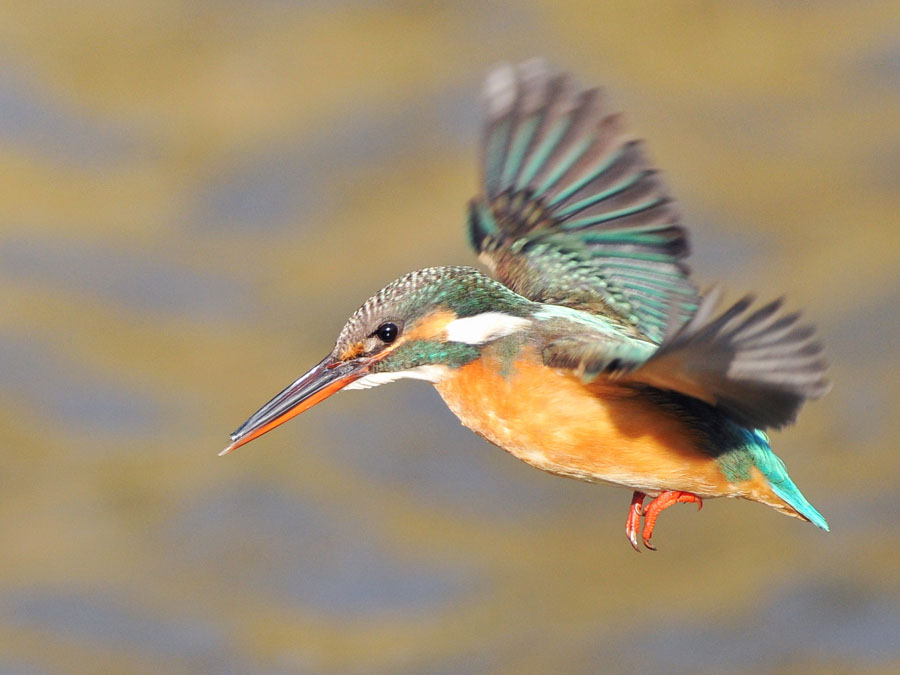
625, 491, 645, 552
624, 490, 703, 552
641, 491, 703, 551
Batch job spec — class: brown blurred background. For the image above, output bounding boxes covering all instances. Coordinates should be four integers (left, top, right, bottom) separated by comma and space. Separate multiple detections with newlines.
1, 1, 899, 673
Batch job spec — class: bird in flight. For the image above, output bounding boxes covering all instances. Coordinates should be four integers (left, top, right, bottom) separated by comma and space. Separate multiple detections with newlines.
223, 60, 830, 550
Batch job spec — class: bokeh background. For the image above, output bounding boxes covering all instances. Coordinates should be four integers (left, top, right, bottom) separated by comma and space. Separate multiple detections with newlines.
1, 2, 899, 673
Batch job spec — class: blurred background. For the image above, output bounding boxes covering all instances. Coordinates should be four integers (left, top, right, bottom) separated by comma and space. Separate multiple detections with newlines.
1, 1, 899, 673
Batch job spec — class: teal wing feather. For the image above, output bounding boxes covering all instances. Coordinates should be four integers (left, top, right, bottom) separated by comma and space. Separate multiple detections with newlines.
470, 60, 698, 343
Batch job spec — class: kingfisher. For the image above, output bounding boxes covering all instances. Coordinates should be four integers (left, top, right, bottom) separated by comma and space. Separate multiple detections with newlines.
223, 60, 830, 550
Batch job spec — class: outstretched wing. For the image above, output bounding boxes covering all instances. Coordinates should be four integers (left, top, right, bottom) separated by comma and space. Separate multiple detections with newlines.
543, 289, 831, 430
470, 60, 698, 343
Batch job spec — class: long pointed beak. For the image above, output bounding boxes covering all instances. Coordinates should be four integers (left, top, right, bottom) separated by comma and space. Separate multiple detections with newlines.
221, 355, 367, 456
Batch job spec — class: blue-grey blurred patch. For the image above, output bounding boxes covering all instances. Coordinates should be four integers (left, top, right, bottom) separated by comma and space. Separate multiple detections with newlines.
679, 215, 771, 284
393, 647, 508, 675
853, 38, 900, 88
456, 1, 538, 44
829, 380, 886, 446
594, 580, 900, 671
868, 142, 900, 190
0, 330, 161, 435
191, 83, 476, 232
822, 488, 900, 537
0, 235, 255, 321
826, 279, 900, 367
822, 281, 900, 443
0, 657, 52, 675
168, 481, 480, 615
0, 64, 140, 165
3, 590, 241, 668
323, 384, 600, 520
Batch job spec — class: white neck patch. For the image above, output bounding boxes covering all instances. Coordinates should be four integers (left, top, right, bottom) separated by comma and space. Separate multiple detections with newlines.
344, 364, 449, 390
444, 312, 531, 345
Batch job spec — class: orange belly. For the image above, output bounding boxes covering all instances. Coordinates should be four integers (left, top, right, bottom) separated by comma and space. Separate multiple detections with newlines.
433, 349, 736, 497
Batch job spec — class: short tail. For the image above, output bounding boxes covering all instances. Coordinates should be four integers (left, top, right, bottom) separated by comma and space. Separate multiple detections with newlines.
748, 432, 829, 531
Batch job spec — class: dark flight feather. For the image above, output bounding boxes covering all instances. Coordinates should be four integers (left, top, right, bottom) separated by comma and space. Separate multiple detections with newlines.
542, 289, 830, 429
623, 290, 831, 429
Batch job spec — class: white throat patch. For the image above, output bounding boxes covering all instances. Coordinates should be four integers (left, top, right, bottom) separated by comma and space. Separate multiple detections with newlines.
444, 312, 531, 345
344, 364, 449, 390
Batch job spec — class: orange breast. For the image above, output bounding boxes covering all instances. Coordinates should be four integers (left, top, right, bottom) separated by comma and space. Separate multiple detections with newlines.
433, 347, 735, 497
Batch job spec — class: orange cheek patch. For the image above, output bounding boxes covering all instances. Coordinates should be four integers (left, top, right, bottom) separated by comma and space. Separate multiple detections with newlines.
402, 309, 457, 342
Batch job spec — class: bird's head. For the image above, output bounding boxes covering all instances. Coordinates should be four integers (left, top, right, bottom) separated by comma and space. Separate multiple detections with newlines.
222, 266, 532, 454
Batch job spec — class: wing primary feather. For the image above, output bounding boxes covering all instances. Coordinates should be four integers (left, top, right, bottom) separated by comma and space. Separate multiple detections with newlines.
550, 138, 643, 210
500, 61, 554, 189
554, 165, 646, 217
514, 70, 577, 191
558, 169, 665, 221
531, 88, 605, 196
482, 63, 519, 198
562, 197, 670, 230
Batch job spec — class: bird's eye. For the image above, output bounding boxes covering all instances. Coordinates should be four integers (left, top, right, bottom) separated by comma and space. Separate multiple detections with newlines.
375, 322, 399, 343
